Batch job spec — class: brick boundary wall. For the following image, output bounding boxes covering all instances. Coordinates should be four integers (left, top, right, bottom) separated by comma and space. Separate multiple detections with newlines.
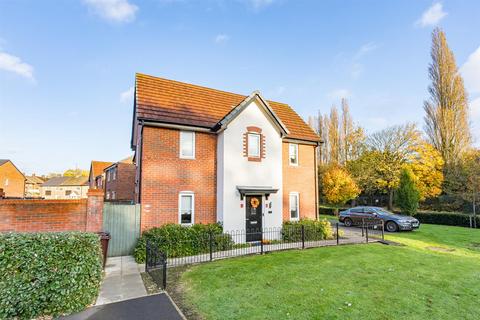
0, 189, 104, 233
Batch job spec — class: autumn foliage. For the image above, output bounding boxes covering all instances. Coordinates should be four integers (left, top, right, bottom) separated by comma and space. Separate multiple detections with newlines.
321, 165, 360, 210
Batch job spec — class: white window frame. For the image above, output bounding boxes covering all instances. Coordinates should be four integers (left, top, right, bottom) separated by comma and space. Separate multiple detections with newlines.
106, 192, 110, 200
247, 133, 261, 158
112, 191, 116, 200
5, 178, 9, 186
180, 131, 195, 159
112, 168, 116, 180
107, 170, 111, 182
178, 191, 195, 226
289, 143, 299, 166
289, 192, 300, 221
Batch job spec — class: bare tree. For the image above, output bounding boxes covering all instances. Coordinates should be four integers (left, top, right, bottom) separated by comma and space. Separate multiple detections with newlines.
424, 28, 471, 165
328, 106, 340, 164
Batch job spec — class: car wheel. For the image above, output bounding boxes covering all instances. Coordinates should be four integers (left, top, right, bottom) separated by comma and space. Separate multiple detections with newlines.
386, 221, 398, 232
344, 218, 353, 227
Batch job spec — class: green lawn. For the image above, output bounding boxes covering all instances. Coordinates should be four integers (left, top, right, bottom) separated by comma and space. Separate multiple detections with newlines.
175, 224, 480, 320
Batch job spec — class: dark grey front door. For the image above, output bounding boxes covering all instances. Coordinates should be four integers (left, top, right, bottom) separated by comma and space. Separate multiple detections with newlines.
246, 195, 262, 242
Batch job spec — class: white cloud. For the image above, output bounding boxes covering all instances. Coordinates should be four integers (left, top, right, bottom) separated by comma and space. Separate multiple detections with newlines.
461, 46, 480, 95
328, 89, 351, 101
350, 63, 364, 79
470, 97, 480, 145
415, 2, 447, 27
214, 34, 230, 44
120, 86, 134, 103
354, 42, 379, 59
0, 52, 34, 81
83, 0, 138, 23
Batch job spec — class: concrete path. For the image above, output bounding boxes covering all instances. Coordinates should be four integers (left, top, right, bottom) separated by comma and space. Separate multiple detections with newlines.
95, 256, 147, 305
60, 293, 185, 320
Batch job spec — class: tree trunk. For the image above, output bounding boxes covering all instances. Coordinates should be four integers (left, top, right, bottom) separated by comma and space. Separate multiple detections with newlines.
388, 189, 394, 211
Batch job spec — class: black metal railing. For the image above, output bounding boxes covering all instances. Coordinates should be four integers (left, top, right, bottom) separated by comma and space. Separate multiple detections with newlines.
145, 240, 167, 290
145, 220, 384, 289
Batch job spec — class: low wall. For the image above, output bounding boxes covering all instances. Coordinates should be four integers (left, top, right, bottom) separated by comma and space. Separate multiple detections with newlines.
0, 189, 104, 233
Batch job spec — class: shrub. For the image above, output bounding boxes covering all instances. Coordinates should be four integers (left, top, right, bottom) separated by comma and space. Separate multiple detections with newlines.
0, 232, 103, 320
282, 219, 334, 242
395, 168, 420, 215
319, 205, 349, 216
134, 223, 234, 263
414, 211, 479, 227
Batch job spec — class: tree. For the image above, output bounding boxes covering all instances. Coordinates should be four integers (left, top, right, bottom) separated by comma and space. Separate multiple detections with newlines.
63, 169, 88, 177
395, 168, 420, 215
365, 124, 420, 209
311, 100, 364, 165
405, 141, 444, 201
328, 106, 341, 164
322, 165, 360, 214
423, 28, 471, 166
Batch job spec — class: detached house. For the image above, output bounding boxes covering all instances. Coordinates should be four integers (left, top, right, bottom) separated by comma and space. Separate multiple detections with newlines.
131, 74, 321, 234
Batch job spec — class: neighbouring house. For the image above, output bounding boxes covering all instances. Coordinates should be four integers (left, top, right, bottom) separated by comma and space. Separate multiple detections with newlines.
0, 159, 25, 198
41, 176, 89, 199
25, 174, 45, 198
88, 161, 114, 191
131, 73, 321, 236
104, 156, 136, 202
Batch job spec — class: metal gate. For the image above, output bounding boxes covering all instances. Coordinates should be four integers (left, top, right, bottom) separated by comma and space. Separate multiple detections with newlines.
103, 203, 141, 257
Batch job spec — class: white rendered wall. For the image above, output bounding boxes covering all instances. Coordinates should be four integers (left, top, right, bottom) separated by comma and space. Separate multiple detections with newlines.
217, 99, 283, 232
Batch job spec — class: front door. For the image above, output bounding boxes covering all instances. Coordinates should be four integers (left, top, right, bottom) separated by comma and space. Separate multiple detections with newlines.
245, 195, 263, 242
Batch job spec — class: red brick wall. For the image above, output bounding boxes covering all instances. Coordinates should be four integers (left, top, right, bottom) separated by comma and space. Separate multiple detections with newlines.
282, 142, 317, 221
140, 126, 217, 230
105, 163, 136, 201
0, 190, 104, 233
0, 161, 25, 198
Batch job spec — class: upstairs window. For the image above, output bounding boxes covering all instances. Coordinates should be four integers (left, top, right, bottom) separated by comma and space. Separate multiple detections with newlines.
247, 133, 261, 158
179, 192, 194, 225
289, 192, 299, 221
112, 168, 116, 180
289, 143, 298, 166
180, 131, 195, 159
45, 190, 52, 196
65, 190, 72, 196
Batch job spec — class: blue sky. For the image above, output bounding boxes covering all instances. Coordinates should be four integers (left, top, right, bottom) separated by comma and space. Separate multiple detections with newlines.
1, 0, 480, 174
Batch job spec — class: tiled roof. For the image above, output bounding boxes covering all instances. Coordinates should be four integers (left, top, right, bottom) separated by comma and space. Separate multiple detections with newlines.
135, 73, 320, 142
26, 175, 45, 184
90, 161, 114, 178
42, 176, 88, 187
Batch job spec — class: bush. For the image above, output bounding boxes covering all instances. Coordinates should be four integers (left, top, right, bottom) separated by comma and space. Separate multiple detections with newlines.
414, 211, 480, 227
0, 232, 103, 319
134, 223, 234, 263
282, 219, 334, 242
319, 205, 348, 216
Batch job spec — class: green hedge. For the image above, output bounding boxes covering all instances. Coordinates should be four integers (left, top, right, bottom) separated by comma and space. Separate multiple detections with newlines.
0, 232, 103, 319
318, 206, 348, 216
134, 223, 234, 263
414, 211, 479, 227
282, 219, 334, 242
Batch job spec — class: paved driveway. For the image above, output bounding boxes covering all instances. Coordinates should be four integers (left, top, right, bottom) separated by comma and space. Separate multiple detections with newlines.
59, 293, 185, 320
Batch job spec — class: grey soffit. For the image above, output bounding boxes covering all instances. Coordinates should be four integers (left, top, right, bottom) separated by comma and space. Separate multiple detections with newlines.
236, 186, 279, 200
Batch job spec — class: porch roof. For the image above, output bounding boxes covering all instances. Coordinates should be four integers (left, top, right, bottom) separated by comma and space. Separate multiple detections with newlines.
236, 186, 279, 200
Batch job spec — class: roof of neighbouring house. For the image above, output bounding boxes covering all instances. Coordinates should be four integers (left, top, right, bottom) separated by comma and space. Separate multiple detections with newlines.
42, 176, 89, 187
26, 175, 45, 184
134, 73, 320, 142
0, 159, 10, 166
90, 161, 114, 178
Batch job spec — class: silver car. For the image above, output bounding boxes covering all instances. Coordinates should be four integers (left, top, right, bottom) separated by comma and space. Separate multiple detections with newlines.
339, 206, 420, 232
